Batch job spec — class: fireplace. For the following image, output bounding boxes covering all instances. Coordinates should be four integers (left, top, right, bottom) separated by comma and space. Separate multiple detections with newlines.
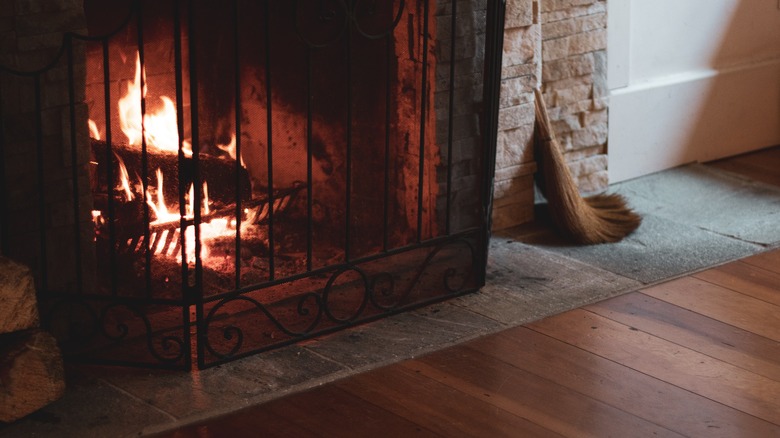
0, 0, 505, 369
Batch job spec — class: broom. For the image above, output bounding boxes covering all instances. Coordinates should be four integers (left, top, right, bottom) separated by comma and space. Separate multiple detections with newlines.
533, 88, 641, 244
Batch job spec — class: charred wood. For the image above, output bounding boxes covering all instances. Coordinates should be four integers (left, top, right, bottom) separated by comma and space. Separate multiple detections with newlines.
90, 139, 252, 210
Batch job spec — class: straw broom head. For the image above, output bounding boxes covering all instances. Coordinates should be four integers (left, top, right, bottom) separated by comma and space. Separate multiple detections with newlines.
533, 88, 641, 244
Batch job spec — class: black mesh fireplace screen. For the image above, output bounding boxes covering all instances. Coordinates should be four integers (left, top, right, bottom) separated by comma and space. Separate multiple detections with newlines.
0, 0, 504, 369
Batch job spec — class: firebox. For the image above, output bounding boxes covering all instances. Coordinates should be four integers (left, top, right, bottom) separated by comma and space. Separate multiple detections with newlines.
0, 0, 505, 370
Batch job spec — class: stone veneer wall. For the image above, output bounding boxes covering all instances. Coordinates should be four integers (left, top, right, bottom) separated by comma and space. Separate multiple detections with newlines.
0, 0, 93, 290
492, 0, 540, 230
434, 0, 491, 234
492, 0, 608, 230
540, 0, 608, 194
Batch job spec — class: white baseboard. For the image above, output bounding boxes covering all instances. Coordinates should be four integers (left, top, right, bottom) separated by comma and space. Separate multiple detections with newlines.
608, 58, 780, 183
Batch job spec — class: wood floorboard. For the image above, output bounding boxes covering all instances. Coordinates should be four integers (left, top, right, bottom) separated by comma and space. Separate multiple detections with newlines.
641, 276, 780, 342
168, 403, 320, 438
337, 365, 553, 438
407, 348, 681, 438
468, 326, 780, 438
263, 385, 442, 438
694, 260, 780, 307
170, 379, 445, 438
741, 249, 780, 275
587, 292, 780, 381
527, 309, 780, 425
707, 145, 780, 187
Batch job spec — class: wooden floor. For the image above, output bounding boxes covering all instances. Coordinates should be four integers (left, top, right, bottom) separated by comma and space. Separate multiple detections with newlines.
708, 145, 780, 187
165, 147, 780, 437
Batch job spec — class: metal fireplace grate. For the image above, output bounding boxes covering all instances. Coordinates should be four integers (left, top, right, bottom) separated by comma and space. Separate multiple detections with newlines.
0, 0, 505, 370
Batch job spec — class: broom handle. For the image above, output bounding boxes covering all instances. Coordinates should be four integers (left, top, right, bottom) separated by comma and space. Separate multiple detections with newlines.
533, 88, 555, 143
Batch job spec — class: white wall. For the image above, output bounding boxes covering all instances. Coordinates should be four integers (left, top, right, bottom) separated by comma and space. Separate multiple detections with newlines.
607, 0, 780, 182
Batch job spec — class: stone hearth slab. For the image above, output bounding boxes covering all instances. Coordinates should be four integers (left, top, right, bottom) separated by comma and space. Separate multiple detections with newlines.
303, 306, 503, 370
454, 240, 641, 325
90, 346, 346, 421
515, 213, 763, 284
0, 370, 172, 438
614, 164, 780, 245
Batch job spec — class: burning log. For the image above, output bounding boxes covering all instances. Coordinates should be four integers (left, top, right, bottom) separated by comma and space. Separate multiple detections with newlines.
91, 139, 252, 209
0, 329, 66, 423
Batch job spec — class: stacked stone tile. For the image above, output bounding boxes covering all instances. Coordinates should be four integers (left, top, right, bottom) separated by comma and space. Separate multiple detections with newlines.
0, 0, 93, 291
541, 0, 608, 194
433, 0, 494, 233
492, 0, 540, 230
0, 2, 96, 423
492, 0, 609, 230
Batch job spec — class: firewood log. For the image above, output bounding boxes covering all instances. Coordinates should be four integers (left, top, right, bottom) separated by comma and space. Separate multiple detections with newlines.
0, 257, 39, 335
0, 329, 65, 423
91, 139, 252, 209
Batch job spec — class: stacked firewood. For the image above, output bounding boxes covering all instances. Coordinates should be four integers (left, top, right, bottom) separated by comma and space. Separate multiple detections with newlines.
0, 257, 65, 423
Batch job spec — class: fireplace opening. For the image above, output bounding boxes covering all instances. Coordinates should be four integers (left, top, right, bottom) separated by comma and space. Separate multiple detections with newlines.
0, 0, 504, 369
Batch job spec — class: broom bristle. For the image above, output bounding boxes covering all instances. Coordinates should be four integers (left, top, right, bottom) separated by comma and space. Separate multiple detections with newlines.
533, 89, 641, 244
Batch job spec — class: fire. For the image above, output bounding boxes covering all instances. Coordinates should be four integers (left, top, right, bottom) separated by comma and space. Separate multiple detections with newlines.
202, 182, 210, 215
88, 119, 101, 140
118, 52, 192, 156
145, 169, 207, 263
114, 153, 135, 201
94, 50, 253, 267
146, 169, 175, 223
145, 170, 213, 225
141, 96, 181, 153
216, 133, 245, 168
144, 168, 247, 264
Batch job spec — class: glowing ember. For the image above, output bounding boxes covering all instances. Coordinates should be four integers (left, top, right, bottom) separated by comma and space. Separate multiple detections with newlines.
91, 210, 104, 226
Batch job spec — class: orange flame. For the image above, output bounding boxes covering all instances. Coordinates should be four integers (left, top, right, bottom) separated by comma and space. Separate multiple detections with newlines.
118, 52, 192, 156
104, 51, 252, 267
202, 182, 210, 215
216, 134, 245, 168
114, 153, 135, 201
146, 169, 173, 223
143, 169, 236, 264
88, 119, 101, 140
